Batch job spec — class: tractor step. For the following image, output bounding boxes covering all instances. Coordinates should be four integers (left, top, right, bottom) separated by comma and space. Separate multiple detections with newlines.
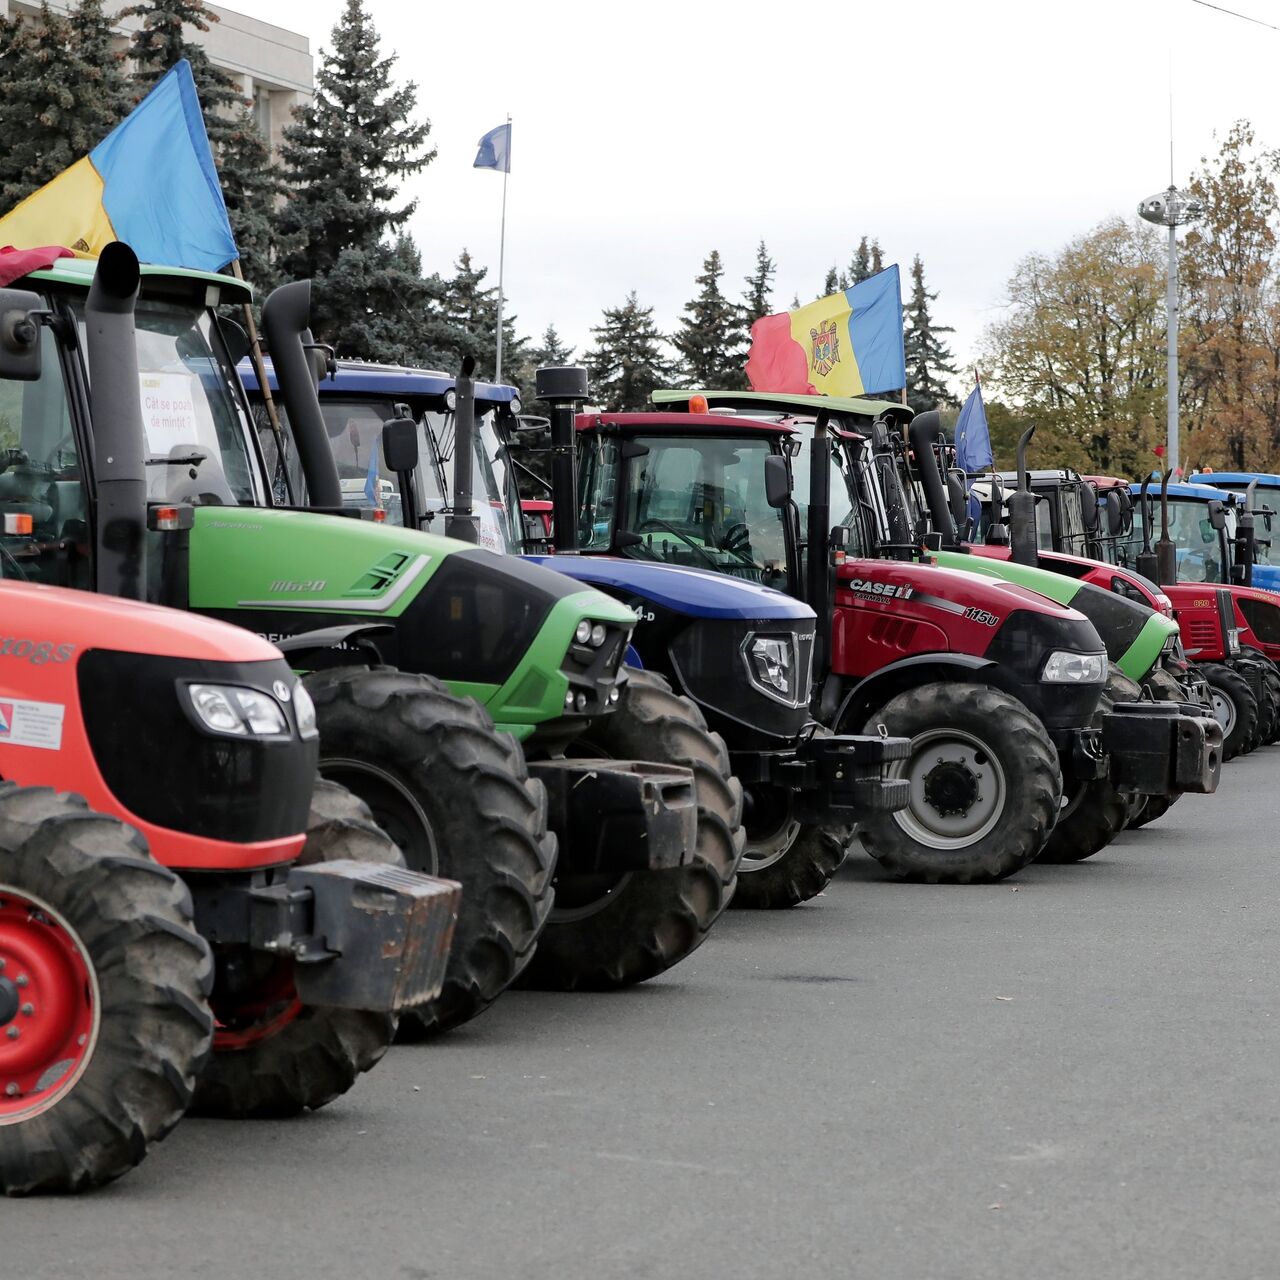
530, 758, 698, 875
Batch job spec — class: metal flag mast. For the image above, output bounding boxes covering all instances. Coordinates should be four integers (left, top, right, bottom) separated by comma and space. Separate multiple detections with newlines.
495, 113, 511, 385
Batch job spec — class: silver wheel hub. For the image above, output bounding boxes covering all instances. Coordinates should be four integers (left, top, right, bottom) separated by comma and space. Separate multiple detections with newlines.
1210, 689, 1237, 737
890, 728, 1008, 850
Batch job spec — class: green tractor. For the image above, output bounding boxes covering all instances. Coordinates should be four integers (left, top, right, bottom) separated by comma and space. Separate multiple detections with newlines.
0, 242, 743, 1027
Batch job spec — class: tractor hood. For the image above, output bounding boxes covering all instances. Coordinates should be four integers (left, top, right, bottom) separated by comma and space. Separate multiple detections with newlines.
525, 556, 813, 622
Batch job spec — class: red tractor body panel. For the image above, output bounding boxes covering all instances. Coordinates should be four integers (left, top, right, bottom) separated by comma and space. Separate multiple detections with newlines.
1162, 580, 1280, 664
0, 582, 307, 871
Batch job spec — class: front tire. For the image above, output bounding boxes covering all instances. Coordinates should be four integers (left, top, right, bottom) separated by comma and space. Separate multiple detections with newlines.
306, 668, 556, 1036
857, 682, 1061, 883
0, 785, 212, 1195
1201, 663, 1257, 761
734, 804, 849, 909
191, 779, 407, 1119
1038, 664, 1135, 864
519, 669, 744, 989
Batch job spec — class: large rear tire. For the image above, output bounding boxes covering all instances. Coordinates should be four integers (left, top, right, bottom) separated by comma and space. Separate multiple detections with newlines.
857, 682, 1061, 883
191, 779, 407, 1119
1264, 666, 1280, 744
1038, 664, 1135, 864
735, 786, 849, 908
0, 785, 212, 1195
1201, 663, 1257, 761
519, 669, 743, 990
306, 668, 555, 1036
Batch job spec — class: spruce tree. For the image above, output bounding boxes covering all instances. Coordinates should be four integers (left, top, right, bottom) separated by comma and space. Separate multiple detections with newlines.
535, 324, 574, 366
672, 250, 749, 390
823, 265, 840, 297
848, 237, 871, 284
903, 255, 958, 411
278, 0, 433, 331
122, 0, 243, 144
589, 292, 672, 411
0, 2, 131, 209
870, 239, 885, 274
436, 250, 525, 381
218, 106, 286, 289
743, 240, 776, 322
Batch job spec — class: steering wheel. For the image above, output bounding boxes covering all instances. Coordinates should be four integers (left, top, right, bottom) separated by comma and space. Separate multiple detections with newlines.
636, 517, 719, 570
722, 522, 752, 555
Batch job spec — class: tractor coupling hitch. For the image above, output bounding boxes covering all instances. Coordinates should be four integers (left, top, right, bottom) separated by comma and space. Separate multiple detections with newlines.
529, 758, 698, 875
730, 731, 912, 822
189, 863, 461, 1013
1101, 701, 1223, 797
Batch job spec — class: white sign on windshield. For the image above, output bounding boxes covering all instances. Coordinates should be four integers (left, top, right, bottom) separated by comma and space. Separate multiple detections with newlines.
139, 371, 200, 455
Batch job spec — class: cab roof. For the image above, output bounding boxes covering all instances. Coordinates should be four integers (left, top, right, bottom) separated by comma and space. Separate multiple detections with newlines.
237, 356, 519, 407
652, 388, 912, 424
1128, 480, 1234, 501
576, 411, 795, 435
1203, 472, 1280, 488
22, 255, 253, 304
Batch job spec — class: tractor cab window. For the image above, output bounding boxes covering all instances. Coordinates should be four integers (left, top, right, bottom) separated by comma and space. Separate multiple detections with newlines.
577, 433, 619, 549
0, 328, 90, 588
1054, 485, 1088, 552
422, 407, 518, 554
1034, 497, 1054, 551
74, 299, 260, 509
616, 434, 788, 585
1117, 497, 1228, 582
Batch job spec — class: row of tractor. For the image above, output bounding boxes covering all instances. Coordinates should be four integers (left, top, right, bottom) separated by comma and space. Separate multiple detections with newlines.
0, 240, 1237, 1194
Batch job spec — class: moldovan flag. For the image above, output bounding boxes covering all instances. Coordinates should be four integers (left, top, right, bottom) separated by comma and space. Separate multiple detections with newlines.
0, 60, 236, 272
746, 265, 906, 398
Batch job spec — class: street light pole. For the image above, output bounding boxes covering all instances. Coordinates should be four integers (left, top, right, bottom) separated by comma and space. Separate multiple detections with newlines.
1140, 185, 1203, 476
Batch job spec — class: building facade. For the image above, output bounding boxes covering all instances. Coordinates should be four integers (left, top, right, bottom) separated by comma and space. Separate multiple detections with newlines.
0, 0, 313, 156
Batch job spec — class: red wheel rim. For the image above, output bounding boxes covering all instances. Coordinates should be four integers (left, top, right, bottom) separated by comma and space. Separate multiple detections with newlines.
212, 958, 303, 1052
0, 887, 98, 1125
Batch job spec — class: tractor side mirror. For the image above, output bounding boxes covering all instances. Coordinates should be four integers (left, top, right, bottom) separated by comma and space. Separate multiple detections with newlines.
1079, 480, 1100, 532
381, 419, 419, 474
1105, 490, 1126, 536
0, 289, 45, 380
1207, 500, 1227, 532
215, 314, 251, 367
946, 471, 967, 528
764, 454, 791, 508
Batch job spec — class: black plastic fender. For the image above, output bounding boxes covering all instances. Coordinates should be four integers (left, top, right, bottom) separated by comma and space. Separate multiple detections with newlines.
833, 652, 1000, 732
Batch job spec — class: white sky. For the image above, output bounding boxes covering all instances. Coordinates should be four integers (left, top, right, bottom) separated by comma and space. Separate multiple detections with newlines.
240, 0, 1280, 386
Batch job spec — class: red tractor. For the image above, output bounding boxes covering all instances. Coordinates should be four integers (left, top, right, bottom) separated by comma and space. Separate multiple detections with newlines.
0, 273, 464, 1194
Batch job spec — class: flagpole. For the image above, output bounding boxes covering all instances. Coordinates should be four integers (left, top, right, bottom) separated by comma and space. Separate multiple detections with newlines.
495, 114, 510, 385
231, 259, 292, 501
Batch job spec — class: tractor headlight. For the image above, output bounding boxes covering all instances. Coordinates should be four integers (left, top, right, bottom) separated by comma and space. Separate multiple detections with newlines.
575, 620, 592, 645
185, 684, 289, 737
1040, 651, 1106, 684
745, 635, 793, 698
1227, 627, 1242, 655
292, 681, 318, 738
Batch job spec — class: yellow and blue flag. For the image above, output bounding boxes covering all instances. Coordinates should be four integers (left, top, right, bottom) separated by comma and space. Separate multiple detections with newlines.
746, 265, 905, 398
0, 60, 236, 272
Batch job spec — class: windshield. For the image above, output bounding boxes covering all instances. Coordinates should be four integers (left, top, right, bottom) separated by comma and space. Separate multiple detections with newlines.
425, 408, 518, 553
1118, 497, 1233, 582
611, 434, 788, 585
127, 301, 258, 506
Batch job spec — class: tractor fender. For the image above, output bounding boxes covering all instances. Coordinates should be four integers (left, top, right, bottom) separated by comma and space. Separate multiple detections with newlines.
833, 652, 1000, 733
275, 622, 393, 667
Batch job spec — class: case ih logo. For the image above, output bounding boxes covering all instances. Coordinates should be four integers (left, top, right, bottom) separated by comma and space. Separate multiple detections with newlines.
845, 578, 914, 601
810, 320, 841, 377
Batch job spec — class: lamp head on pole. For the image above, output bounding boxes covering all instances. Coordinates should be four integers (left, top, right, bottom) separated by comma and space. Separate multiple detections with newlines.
1139, 185, 1204, 227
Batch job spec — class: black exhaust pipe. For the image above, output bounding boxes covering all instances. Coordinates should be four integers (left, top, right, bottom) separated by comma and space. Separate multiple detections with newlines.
1155, 468, 1176, 585
261, 280, 342, 510
1136, 475, 1158, 581
445, 356, 480, 543
86, 241, 147, 601
907, 411, 958, 548
535, 366, 590, 553
1007, 425, 1037, 566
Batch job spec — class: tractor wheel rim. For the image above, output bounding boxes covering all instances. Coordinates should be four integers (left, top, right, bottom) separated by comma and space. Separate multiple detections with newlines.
1209, 689, 1237, 737
0, 886, 99, 1125
320, 757, 439, 876
890, 727, 1008, 849
549, 873, 634, 922
211, 956, 303, 1052
743, 797, 802, 872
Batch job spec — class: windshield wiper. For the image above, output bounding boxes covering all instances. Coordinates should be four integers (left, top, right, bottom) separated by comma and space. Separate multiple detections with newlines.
145, 453, 207, 468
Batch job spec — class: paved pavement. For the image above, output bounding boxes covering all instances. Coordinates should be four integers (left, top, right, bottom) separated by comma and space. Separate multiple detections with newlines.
7, 749, 1279, 1279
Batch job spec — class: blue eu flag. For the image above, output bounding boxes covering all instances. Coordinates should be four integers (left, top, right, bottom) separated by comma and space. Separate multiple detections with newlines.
955, 380, 992, 473
474, 123, 511, 173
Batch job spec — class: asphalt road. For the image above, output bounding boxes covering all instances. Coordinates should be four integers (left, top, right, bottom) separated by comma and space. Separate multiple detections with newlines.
7, 749, 1280, 1280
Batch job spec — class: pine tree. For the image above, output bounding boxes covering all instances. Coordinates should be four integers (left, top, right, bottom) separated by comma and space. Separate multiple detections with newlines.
218, 106, 287, 289
903, 255, 958, 411
848, 237, 872, 285
870, 239, 885, 274
743, 240, 776, 322
122, 0, 243, 144
589, 292, 672, 411
279, 0, 432, 291
535, 324, 574, 366
823, 266, 840, 297
672, 250, 750, 390
0, 1, 131, 210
